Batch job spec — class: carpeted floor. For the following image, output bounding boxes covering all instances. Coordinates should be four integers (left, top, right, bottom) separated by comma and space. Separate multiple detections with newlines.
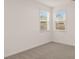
5, 42, 75, 59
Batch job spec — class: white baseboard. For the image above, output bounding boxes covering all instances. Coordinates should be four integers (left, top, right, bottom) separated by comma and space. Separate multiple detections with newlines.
5, 40, 50, 58
51, 41, 75, 46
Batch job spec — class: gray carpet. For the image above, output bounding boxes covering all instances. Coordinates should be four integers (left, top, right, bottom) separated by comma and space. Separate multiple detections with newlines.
5, 42, 75, 59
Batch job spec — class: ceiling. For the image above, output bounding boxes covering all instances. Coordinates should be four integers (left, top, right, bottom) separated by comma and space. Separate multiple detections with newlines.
35, 0, 73, 7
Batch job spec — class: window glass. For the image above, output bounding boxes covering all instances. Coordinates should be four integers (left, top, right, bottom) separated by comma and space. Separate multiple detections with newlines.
40, 10, 49, 31
55, 10, 65, 31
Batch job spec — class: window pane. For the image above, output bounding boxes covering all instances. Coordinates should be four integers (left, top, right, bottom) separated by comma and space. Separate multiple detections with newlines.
40, 21, 47, 30
56, 21, 65, 30
55, 10, 66, 31
40, 10, 49, 31
56, 11, 65, 21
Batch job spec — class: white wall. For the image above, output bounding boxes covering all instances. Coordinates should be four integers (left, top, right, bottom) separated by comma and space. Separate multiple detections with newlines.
4, 0, 75, 57
4, 0, 52, 57
52, 2, 75, 46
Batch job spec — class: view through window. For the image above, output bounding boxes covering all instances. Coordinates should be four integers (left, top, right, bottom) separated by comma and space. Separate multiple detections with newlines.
40, 10, 49, 31
55, 11, 65, 31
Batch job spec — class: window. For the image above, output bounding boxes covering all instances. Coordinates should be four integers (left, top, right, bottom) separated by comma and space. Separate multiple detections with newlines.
40, 10, 49, 31
55, 10, 65, 31
56, 21, 65, 30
